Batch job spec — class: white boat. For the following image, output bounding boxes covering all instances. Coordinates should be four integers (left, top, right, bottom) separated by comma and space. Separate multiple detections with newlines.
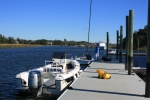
99, 42, 106, 50
75, 54, 94, 65
108, 49, 116, 55
15, 52, 82, 96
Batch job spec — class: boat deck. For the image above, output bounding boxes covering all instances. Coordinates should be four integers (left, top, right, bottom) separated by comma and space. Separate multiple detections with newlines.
58, 60, 148, 100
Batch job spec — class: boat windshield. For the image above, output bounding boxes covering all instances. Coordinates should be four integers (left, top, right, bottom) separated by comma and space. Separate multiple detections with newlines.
52, 52, 66, 59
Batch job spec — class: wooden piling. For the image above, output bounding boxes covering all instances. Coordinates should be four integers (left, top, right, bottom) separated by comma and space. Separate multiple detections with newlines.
137, 38, 139, 53
116, 30, 119, 59
119, 26, 123, 63
125, 16, 129, 70
145, 0, 150, 97
106, 32, 109, 57
136, 38, 139, 67
128, 10, 134, 75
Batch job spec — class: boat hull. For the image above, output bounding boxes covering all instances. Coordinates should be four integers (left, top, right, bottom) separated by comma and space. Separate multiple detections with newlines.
15, 58, 82, 96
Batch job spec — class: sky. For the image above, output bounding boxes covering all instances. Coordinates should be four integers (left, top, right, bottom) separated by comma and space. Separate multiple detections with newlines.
0, 0, 148, 43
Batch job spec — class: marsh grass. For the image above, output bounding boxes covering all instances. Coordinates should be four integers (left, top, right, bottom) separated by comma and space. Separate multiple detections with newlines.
0, 44, 42, 48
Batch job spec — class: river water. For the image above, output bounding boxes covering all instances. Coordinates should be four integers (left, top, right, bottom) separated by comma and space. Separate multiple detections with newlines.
0, 46, 146, 99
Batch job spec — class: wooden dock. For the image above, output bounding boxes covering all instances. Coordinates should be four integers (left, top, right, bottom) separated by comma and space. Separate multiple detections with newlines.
58, 60, 149, 100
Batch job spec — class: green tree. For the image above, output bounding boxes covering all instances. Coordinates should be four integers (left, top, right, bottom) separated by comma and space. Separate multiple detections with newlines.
8, 37, 15, 44
123, 25, 147, 50
0, 34, 7, 43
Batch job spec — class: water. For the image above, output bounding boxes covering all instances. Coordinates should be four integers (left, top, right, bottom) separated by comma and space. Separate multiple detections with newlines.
120, 56, 146, 68
0, 46, 97, 99
0, 46, 146, 99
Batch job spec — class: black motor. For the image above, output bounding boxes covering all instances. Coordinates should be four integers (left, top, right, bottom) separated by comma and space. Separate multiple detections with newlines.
86, 53, 92, 60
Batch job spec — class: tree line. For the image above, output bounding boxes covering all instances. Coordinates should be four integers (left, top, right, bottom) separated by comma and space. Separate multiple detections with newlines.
0, 34, 93, 46
0, 25, 148, 48
122, 25, 147, 50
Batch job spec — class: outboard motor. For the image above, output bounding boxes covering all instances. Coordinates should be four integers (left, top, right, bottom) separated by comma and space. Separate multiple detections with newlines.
28, 70, 43, 97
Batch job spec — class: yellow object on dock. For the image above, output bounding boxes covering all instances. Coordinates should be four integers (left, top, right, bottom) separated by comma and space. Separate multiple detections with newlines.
96, 69, 111, 79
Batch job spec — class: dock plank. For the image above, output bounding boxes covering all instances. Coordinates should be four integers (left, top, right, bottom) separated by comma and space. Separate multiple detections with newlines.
58, 61, 148, 100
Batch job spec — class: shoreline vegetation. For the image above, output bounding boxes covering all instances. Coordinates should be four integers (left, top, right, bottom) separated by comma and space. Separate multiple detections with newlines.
0, 44, 147, 51
0, 44, 43, 48
0, 25, 148, 49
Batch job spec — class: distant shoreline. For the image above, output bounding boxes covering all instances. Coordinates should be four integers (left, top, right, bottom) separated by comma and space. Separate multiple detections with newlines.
0, 44, 73, 49
0, 44, 43, 48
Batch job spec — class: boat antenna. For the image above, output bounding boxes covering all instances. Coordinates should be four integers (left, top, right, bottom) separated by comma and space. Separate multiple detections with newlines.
87, 0, 92, 53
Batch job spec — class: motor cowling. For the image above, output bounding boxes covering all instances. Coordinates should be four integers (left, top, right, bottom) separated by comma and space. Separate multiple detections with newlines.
28, 70, 43, 90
